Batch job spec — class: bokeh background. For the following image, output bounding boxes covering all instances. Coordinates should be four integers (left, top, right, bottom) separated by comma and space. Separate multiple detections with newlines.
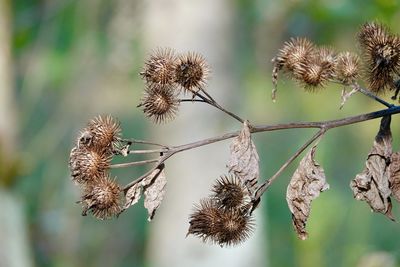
1, 0, 400, 266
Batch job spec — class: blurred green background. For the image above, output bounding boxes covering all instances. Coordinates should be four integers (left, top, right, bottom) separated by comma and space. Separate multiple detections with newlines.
1, 0, 400, 266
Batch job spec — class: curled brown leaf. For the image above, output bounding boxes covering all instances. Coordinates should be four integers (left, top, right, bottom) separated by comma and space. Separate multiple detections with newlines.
350, 116, 394, 220
389, 152, 400, 203
123, 183, 142, 211
227, 120, 260, 194
143, 167, 167, 221
286, 145, 329, 240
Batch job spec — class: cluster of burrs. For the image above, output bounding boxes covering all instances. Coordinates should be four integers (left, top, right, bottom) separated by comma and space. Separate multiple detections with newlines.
138, 48, 210, 123
187, 175, 254, 247
273, 22, 400, 100
69, 116, 123, 219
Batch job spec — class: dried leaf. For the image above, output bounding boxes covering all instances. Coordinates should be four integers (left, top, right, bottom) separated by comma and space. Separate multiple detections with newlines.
389, 152, 400, 202
286, 146, 329, 240
143, 167, 167, 221
123, 183, 142, 210
340, 86, 359, 109
350, 116, 394, 220
227, 121, 260, 193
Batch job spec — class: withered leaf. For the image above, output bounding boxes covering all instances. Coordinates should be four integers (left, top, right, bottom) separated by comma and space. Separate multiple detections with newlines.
286, 145, 329, 240
227, 120, 260, 193
389, 152, 400, 203
123, 183, 142, 210
350, 116, 394, 220
143, 167, 167, 221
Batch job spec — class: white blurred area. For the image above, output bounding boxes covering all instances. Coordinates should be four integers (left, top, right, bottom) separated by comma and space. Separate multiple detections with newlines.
141, 1, 267, 266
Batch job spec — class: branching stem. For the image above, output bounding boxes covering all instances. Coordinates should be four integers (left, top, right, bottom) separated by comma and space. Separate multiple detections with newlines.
111, 159, 159, 169
254, 129, 325, 200
122, 105, 400, 193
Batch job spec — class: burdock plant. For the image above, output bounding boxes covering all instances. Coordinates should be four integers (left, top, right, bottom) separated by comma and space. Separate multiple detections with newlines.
69, 22, 400, 246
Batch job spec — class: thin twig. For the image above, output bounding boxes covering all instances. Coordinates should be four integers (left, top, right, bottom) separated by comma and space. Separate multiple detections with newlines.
111, 158, 159, 169
128, 149, 167, 154
354, 84, 394, 108
122, 105, 400, 192
123, 162, 165, 193
121, 138, 169, 148
191, 90, 245, 123
199, 88, 217, 104
254, 129, 326, 200
179, 99, 207, 103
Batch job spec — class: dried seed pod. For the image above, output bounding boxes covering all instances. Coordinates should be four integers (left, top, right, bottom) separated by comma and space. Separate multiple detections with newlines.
215, 208, 254, 246
358, 22, 400, 93
140, 48, 177, 86
69, 146, 111, 185
212, 175, 250, 209
139, 84, 179, 123
293, 47, 336, 90
336, 52, 360, 85
187, 199, 254, 247
316, 47, 337, 67
80, 176, 122, 219
85, 115, 122, 154
297, 60, 333, 90
187, 199, 221, 243
175, 52, 210, 92
275, 37, 316, 74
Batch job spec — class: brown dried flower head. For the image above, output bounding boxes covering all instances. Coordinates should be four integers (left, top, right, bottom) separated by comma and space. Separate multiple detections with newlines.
81, 176, 122, 219
84, 115, 121, 154
358, 22, 400, 93
212, 175, 250, 209
335, 52, 360, 85
187, 199, 254, 247
141, 48, 177, 86
175, 52, 210, 92
297, 60, 332, 90
139, 84, 179, 123
316, 47, 337, 70
187, 199, 221, 243
293, 47, 337, 90
216, 208, 254, 246
69, 146, 111, 185
275, 37, 316, 73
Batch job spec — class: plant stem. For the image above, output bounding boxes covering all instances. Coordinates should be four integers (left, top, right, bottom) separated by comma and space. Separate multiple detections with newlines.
354, 84, 393, 108
122, 105, 400, 192
253, 129, 325, 200
191, 91, 245, 123
121, 138, 169, 148
111, 158, 159, 169
128, 149, 166, 154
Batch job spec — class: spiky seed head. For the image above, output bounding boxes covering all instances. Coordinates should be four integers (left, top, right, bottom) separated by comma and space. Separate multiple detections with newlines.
212, 175, 250, 209
80, 176, 122, 219
141, 48, 177, 86
215, 208, 254, 246
83, 115, 121, 154
140, 84, 179, 123
358, 22, 400, 93
187, 199, 221, 242
296, 58, 334, 90
316, 47, 337, 69
69, 146, 111, 185
336, 52, 360, 85
187, 199, 254, 247
175, 52, 210, 92
276, 37, 316, 73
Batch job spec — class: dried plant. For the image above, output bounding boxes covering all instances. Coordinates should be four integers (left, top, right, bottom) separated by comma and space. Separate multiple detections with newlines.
138, 84, 180, 123
358, 22, 400, 94
69, 22, 400, 246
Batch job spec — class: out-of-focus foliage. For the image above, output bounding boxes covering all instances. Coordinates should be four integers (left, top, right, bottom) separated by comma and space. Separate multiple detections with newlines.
5, 0, 400, 266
